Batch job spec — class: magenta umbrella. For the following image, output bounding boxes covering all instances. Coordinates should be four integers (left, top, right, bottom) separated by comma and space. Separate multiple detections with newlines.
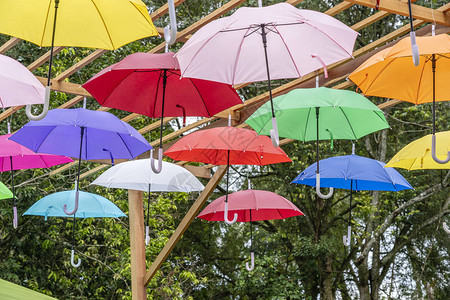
198, 188, 303, 271
0, 134, 73, 228
176, 2, 357, 146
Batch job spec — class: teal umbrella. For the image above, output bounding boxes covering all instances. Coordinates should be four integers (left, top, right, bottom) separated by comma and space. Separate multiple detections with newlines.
246, 87, 389, 198
24, 188, 126, 267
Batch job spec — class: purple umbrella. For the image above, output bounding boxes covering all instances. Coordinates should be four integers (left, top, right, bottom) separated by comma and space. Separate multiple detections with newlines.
10, 108, 152, 215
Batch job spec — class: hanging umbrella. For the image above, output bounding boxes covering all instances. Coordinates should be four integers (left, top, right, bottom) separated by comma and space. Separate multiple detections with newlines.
0, 0, 158, 121
349, 34, 450, 164
24, 189, 126, 267
292, 146, 413, 246
246, 87, 389, 199
385, 131, 450, 170
198, 188, 303, 271
90, 158, 204, 244
176, 2, 358, 146
82, 52, 243, 173
9, 108, 151, 216
0, 182, 13, 200
165, 125, 291, 224
0, 133, 73, 228
0, 54, 45, 108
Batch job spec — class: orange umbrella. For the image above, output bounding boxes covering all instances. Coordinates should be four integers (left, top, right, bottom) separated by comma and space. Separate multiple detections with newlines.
349, 34, 450, 164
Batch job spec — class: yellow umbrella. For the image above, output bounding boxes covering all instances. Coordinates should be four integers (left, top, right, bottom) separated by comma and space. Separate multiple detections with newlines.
349, 34, 450, 164
0, 0, 159, 120
385, 131, 450, 170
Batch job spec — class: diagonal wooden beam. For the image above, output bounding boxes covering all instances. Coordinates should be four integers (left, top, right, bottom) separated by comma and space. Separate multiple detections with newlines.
27, 46, 65, 71
0, 37, 21, 54
144, 165, 227, 285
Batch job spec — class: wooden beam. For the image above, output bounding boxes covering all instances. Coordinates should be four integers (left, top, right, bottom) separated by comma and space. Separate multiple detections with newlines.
346, 0, 450, 25
0, 37, 21, 54
27, 46, 64, 71
128, 189, 147, 300
36, 76, 91, 97
54, 49, 107, 81
144, 165, 228, 285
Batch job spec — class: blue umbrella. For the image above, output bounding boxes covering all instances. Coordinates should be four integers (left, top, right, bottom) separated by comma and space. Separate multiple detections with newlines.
292, 148, 413, 246
24, 189, 126, 267
10, 108, 151, 215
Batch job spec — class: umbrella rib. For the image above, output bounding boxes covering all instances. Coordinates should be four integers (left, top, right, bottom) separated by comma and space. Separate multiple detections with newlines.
102, 70, 140, 108
338, 107, 358, 139
304, 107, 311, 141
116, 132, 134, 159
363, 58, 397, 98
40, 0, 53, 46
414, 55, 428, 103
272, 26, 302, 78
152, 71, 163, 117
90, 0, 116, 49
189, 78, 211, 117
232, 27, 252, 86
34, 126, 58, 154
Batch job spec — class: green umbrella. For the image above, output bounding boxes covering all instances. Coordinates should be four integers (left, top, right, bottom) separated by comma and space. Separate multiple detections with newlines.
0, 181, 13, 200
0, 279, 57, 300
246, 87, 389, 198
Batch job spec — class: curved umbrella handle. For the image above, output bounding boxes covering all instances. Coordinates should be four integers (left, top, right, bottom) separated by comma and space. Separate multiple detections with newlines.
224, 201, 237, 225
145, 225, 150, 245
431, 134, 450, 164
71, 249, 81, 268
311, 54, 329, 78
246, 251, 255, 271
26, 86, 50, 121
270, 117, 279, 147
150, 148, 163, 174
443, 222, 450, 234
13, 206, 18, 229
164, 0, 177, 52
342, 226, 351, 247
316, 173, 334, 199
64, 190, 79, 215
410, 32, 420, 66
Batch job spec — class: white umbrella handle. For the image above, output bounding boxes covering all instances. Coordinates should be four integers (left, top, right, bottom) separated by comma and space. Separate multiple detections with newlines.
150, 148, 163, 174
443, 222, 450, 234
145, 226, 150, 245
246, 252, 255, 271
410, 32, 420, 66
26, 86, 50, 121
431, 134, 450, 164
164, 0, 177, 52
71, 249, 81, 268
13, 206, 18, 229
270, 117, 279, 147
224, 202, 237, 225
64, 190, 79, 215
316, 173, 334, 199
343, 226, 351, 246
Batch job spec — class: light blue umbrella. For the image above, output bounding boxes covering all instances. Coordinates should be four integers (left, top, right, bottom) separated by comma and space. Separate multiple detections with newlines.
24, 189, 126, 267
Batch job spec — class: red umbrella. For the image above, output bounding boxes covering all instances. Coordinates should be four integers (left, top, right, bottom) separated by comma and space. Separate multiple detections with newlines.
198, 188, 304, 271
165, 125, 292, 225
83, 52, 243, 173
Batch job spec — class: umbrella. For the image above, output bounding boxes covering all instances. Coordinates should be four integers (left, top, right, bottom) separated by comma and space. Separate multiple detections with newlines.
0, 182, 13, 200
292, 145, 413, 246
9, 108, 151, 216
0, 0, 158, 121
176, 2, 358, 146
90, 158, 204, 244
246, 87, 390, 198
349, 34, 450, 164
0, 133, 73, 228
24, 189, 126, 267
0, 54, 45, 108
165, 125, 291, 224
385, 131, 450, 170
198, 188, 303, 271
82, 52, 243, 173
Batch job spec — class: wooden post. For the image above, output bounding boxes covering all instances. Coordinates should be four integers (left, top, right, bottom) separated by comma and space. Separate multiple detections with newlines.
144, 165, 227, 285
128, 189, 147, 300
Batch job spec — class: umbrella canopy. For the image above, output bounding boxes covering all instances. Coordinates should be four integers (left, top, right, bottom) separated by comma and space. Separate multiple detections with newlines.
9, 108, 151, 160
0, 279, 57, 300
348, 34, 450, 104
0, 0, 158, 50
23, 190, 126, 219
0, 182, 13, 200
198, 189, 303, 222
385, 131, 450, 170
245, 87, 389, 142
0, 54, 45, 108
164, 126, 292, 166
292, 154, 413, 192
91, 159, 204, 192
83, 52, 242, 118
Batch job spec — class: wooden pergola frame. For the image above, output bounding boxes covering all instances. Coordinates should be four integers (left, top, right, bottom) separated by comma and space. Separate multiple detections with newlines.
1, 1, 449, 299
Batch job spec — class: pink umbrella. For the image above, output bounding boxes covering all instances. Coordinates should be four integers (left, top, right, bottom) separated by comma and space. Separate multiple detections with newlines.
176, 3, 357, 146
0, 134, 73, 228
0, 54, 45, 108
198, 188, 303, 271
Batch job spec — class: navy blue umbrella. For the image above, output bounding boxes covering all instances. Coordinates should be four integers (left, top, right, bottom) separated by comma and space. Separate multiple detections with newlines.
292, 150, 413, 246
